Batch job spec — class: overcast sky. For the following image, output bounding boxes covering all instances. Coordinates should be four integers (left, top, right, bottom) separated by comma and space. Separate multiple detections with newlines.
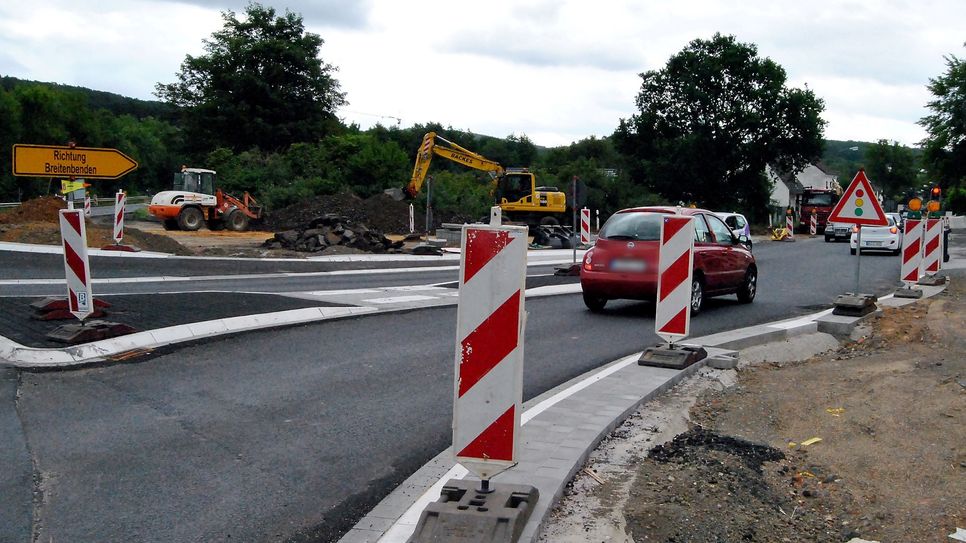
1, 0, 963, 148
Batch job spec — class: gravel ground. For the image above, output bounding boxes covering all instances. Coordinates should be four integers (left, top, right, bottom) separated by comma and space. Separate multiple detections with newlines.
541, 273, 965, 543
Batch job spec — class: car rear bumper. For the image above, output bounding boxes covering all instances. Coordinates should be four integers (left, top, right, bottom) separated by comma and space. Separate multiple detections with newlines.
580, 269, 658, 300
850, 236, 901, 251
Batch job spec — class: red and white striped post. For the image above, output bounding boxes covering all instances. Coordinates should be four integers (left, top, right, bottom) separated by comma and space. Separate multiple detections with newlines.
580, 207, 590, 245
785, 209, 795, 240
84, 195, 92, 218
900, 219, 923, 286
655, 216, 695, 344
809, 212, 817, 236
59, 209, 94, 321
453, 225, 528, 483
922, 218, 942, 275
113, 189, 125, 244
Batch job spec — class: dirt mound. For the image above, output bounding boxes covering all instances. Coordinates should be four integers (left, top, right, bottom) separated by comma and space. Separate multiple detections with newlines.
0, 196, 67, 224
0, 222, 193, 255
264, 191, 414, 234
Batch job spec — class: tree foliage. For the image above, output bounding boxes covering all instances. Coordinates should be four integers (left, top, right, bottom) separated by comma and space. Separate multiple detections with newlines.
863, 139, 919, 200
155, 2, 346, 154
614, 34, 826, 219
919, 45, 966, 188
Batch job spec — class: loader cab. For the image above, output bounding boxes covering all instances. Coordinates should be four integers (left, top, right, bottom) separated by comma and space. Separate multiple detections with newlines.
173, 169, 216, 196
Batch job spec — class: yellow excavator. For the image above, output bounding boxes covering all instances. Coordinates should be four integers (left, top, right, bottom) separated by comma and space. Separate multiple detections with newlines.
394, 131, 570, 228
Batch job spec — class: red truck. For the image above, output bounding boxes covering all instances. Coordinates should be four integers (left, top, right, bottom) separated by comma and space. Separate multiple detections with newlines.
797, 189, 840, 234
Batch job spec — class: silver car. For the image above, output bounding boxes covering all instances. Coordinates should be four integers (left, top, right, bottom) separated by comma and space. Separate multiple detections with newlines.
850, 215, 902, 255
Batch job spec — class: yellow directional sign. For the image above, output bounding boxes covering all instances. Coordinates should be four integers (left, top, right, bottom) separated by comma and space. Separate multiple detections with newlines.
60, 180, 91, 194
12, 144, 138, 179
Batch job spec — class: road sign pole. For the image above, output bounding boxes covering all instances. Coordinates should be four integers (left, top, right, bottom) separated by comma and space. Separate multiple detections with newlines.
854, 226, 862, 294
572, 176, 578, 264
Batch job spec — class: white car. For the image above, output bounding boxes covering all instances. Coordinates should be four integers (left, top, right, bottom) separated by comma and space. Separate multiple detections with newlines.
850, 215, 902, 255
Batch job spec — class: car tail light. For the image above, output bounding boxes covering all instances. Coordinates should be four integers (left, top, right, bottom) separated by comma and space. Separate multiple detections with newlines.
889, 226, 898, 234
852, 225, 859, 233
583, 250, 593, 271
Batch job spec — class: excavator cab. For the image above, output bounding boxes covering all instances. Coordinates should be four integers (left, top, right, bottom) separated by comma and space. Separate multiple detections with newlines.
497, 173, 532, 204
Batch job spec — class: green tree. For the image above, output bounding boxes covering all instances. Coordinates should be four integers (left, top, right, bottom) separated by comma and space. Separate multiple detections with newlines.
0, 88, 21, 199
155, 2, 347, 154
863, 139, 918, 200
919, 44, 966, 189
614, 34, 826, 220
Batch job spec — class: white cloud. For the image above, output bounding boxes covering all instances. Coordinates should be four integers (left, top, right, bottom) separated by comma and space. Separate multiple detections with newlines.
1, 0, 964, 148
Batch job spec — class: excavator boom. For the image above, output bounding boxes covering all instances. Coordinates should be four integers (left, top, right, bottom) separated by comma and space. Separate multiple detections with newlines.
405, 132, 504, 197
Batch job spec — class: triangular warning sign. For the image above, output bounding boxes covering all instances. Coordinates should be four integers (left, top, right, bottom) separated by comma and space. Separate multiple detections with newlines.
827, 170, 888, 226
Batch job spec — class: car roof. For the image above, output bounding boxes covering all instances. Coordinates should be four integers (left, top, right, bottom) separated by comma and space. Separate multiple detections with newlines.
713, 211, 744, 218
617, 206, 712, 216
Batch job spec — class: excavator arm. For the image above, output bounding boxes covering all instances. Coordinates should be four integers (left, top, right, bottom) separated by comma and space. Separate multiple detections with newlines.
404, 132, 504, 197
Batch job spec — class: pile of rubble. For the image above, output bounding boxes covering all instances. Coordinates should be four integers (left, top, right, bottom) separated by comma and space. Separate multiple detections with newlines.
262, 214, 404, 253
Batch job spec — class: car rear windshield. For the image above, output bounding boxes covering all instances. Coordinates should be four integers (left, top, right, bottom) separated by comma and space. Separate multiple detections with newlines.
599, 213, 662, 241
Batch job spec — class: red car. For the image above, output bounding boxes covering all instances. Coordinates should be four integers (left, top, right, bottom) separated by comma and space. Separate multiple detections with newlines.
580, 207, 757, 313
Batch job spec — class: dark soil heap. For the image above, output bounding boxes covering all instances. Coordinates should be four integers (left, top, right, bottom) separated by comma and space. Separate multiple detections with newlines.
264, 191, 415, 235
0, 196, 66, 224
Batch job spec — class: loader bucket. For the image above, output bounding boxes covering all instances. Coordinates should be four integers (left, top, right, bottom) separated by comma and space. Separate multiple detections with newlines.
384, 188, 406, 201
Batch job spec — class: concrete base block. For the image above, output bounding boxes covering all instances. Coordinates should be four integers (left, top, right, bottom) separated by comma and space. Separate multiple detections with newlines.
917, 274, 947, 286
893, 287, 923, 299
46, 320, 137, 345
638, 344, 707, 369
409, 479, 538, 543
832, 294, 877, 317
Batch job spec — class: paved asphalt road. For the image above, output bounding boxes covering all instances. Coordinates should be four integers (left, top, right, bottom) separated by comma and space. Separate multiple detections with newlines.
0, 236, 906, 542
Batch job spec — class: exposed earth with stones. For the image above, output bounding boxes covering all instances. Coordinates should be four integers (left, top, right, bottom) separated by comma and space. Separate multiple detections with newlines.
541, 277, 965, 543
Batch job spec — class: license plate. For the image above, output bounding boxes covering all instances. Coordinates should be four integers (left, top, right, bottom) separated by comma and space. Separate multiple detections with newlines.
611, 259, 646, 272
866, 241, 882, 247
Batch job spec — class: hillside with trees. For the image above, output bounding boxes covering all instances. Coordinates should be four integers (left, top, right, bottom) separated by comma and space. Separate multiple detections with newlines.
4, 2, 955, 221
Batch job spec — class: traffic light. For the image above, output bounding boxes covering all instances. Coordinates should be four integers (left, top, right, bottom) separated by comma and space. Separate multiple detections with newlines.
931, 186, 941, 199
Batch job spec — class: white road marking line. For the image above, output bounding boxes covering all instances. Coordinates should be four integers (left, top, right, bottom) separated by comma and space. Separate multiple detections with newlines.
361, 295, 439, 304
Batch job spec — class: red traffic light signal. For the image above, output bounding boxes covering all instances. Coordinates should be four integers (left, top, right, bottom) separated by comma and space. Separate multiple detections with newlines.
931, 186, 941, 198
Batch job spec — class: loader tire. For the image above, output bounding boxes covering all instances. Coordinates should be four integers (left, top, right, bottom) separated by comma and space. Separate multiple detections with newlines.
226, 210, 250, 232
177, 207, 203, 231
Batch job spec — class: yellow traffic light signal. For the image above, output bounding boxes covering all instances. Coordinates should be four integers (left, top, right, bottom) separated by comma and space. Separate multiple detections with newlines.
907, 197, 922, 212
931, 186, 941, 198
926, 200, 941, 213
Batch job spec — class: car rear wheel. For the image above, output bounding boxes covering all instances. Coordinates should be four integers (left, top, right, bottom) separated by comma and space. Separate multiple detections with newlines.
690, 277, 704, 315
850, 248, 856, 255
583, 293, 607, 312
737, 268, 757, 303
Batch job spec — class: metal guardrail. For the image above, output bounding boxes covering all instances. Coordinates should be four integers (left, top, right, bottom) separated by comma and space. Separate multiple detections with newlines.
0, 195, 152, 209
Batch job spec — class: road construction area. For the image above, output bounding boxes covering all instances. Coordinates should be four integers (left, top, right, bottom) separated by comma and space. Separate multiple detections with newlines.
541, 276, 965, 543
0, 211, 963, 543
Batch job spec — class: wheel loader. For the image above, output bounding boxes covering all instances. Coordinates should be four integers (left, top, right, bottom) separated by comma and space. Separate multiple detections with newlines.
148, 167, 262, 231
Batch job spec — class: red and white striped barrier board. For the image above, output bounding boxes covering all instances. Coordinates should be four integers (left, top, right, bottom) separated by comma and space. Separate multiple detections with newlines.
59, 209, 94, 321
786, 214, 794, 239
580, 208, 591, 244
84, 195, 91, 217
113, 190, 125, 244
655, 216, 695, 343
922, 218, 942, 274
453, 225, 528, 480
900, 219, 922, 286
809, 214, 817, 236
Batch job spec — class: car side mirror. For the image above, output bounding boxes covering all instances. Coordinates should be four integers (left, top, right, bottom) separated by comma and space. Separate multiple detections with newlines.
737, 234, 752, 247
